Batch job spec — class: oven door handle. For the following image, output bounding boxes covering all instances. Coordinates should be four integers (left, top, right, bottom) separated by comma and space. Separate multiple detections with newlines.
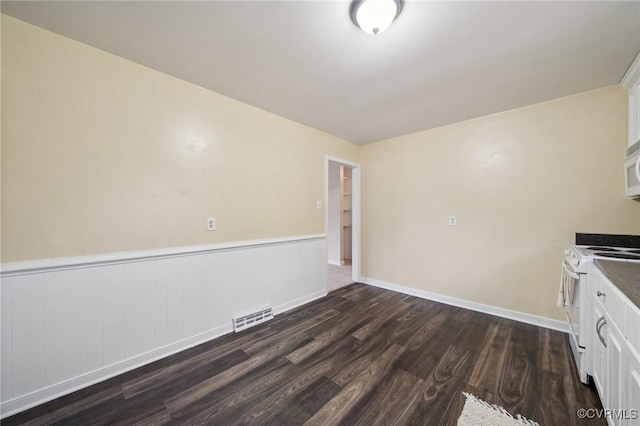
596, 315, 607, 348
562, 262, 580, 280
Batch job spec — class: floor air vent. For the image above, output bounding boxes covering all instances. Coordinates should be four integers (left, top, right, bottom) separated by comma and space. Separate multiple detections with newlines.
233, 307, 273, 332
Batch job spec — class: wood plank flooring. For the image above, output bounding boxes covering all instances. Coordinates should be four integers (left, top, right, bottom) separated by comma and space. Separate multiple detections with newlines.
3, 283, 604, 425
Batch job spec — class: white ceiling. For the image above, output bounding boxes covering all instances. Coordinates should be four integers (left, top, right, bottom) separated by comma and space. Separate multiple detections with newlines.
2, 1, 640, 144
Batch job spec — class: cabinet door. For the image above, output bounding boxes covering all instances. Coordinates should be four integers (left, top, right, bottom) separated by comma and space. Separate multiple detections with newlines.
607, 322, 624, 426
592, 298, 606, 396
625, 349, 640, 426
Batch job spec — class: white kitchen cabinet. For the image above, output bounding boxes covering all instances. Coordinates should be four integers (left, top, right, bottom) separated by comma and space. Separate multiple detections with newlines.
590, 265, 640, 426
593, 297, 606, 396
606, 321, 625, 425
625, 347, 640, 426
622, 51, 640, 147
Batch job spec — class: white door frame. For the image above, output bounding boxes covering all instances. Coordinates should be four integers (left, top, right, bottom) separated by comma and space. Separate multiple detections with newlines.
325, 155, 361, 283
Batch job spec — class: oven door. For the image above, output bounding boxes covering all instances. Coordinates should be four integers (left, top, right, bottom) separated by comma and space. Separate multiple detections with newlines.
562, 261, 585, 348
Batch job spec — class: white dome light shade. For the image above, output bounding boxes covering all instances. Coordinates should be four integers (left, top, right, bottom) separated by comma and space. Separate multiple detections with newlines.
350, 0, 404, 35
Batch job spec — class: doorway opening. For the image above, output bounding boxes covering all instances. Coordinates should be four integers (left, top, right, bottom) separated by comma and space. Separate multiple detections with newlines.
325, 157, 360, 292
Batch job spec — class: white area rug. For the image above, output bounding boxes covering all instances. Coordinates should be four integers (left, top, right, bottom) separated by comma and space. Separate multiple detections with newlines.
457, 392, 540, 426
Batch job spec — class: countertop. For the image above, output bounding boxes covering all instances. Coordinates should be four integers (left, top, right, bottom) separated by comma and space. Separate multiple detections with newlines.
594, 259, 640, 309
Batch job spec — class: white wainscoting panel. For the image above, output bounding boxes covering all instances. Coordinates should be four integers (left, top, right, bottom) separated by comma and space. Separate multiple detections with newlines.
124, 262, 156, 359
182, 256, 207, 337
43, 270, 86, 386
204, 253, 224, 330
101, 264, 126, 367
85, 268, 104, 372
1, 278, 13, 402
153, 259, 169, 348
166, 257, 185, 343
0, 235, 327, 418
11, 274, 45, 398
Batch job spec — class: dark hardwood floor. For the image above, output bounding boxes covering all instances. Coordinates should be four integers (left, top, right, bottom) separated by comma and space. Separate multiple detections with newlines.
3, 283, 604, 425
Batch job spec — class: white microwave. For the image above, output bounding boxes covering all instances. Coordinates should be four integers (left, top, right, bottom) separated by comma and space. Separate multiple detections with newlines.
626, 140, 640, 198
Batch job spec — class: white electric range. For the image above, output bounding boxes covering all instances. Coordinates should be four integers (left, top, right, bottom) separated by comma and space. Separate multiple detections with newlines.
561, 244, 640, 383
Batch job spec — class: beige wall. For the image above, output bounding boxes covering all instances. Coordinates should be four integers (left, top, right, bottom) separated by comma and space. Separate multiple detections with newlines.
1, 16, 359, 262
361, 86, 640, 320
2, 15, 639, 322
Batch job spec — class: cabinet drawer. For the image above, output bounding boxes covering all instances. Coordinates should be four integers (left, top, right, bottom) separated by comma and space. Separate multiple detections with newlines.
593, 267, 626, 333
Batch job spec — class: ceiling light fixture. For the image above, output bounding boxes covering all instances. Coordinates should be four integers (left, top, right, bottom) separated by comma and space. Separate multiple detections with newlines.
350, 0, 404, 35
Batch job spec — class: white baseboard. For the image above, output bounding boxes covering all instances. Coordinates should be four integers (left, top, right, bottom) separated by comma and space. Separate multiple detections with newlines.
274, 290, 327, 315
0, 287, 327, 419
0, 323, 232, 418
327, 260, 342, 266
360, 277, 569, 333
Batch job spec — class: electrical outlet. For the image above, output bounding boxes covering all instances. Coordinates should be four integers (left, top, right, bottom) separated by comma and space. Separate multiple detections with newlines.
206, 217, 216, 231
449, 216, 457, 226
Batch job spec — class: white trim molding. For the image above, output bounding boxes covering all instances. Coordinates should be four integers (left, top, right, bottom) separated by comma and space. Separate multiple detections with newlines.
325, 155, 360, 169
324, 156, 362, 283
360, 277, 570, 333
273, 289, 327, 316
1, 234, 325, 277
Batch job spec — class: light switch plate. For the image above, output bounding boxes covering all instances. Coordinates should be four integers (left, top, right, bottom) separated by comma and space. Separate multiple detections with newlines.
316, 200, 322, 210
206, 217, 216, 231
